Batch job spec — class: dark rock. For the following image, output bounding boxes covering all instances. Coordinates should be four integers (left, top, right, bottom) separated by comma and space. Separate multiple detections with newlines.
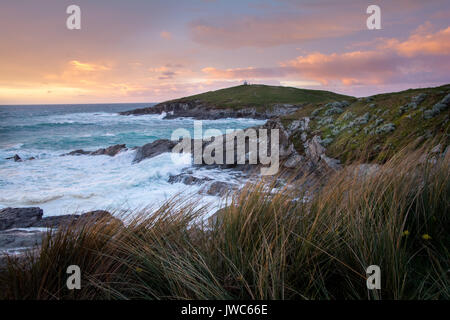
64, 149, 91, 156
31, 214, 79, 228
6, 154, 22, 162
32, 210, 121, 228
168, 173, 212, 185
0, 207, 43, 231
304, 135, 341, 171
0, 229, 45, 252
133, 139, 177, 163
90, 144, 127, 156
0, 207, 120, 231
63, 144, 127, 157
202, 181, 236, 196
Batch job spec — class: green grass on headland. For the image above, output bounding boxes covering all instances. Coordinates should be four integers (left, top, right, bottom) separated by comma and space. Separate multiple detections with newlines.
170, 84, 355, 110
282, 84, 450, 164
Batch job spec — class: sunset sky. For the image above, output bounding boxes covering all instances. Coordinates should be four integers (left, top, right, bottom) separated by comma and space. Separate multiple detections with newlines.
1, 0, 449, 104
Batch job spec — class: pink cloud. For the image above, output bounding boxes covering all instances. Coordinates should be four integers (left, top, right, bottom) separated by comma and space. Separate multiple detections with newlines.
201, 25, 450, 89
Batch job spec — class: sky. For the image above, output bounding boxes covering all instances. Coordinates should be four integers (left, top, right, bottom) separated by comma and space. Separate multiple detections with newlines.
0, 0, 449, 104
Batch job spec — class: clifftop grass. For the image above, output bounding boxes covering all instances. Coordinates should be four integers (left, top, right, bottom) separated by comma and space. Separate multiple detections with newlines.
283, 84, 450, 164
170, 84, 355, 110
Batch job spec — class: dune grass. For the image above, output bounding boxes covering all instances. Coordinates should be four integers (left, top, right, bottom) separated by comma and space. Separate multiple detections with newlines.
0, 147, 448, 300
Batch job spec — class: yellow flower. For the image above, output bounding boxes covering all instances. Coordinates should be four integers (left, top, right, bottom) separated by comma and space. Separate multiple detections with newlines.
422, 234, 432, 240
136, 267, 144, 273
402, 230, 410, 236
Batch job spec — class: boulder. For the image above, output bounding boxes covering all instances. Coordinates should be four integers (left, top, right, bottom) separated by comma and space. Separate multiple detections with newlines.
0, 229, 45, 253
90, 144, 127, 156
133, 139, 177, 163
63, 144, 127, 157
168, 173, 212, 185
32, 210, 121, 228
283, 152, 303, 169
6, 154, 22, 162
304, 136, 341, 171
201, 181, 236, 196
0, 207, 43, 231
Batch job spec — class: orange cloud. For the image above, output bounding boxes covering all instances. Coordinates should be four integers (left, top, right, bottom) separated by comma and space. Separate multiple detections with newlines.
200, 25, 450, 88
384, 25, 450, 57
70, 60, 111, 72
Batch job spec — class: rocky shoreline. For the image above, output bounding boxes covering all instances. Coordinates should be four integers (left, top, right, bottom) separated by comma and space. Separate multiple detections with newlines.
119, 100, 302, 120
0, 207, 120, 266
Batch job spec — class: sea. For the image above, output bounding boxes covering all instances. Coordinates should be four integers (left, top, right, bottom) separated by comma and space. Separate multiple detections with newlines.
0, 104, 264, 217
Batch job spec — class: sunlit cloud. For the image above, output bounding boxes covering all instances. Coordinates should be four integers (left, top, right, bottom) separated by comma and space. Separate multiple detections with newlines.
69, 60, 111, 72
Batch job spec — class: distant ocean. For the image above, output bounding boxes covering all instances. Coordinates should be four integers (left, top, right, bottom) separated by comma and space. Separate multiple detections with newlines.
0, 104, 264, 216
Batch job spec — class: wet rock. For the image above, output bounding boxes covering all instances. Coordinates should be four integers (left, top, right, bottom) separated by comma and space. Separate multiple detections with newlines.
32, 210, 121, 228
0, 207, 43, 231
133, 139, 177, 163
168, 173, 212, 185
63, 144, 127, 157
0, 229, 45, 255
6, 154, 22, 162
64, 149, 91, 156
90, 144, 127, 156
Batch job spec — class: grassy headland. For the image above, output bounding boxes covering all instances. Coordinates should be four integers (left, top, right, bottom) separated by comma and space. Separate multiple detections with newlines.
169, 84, 355, 110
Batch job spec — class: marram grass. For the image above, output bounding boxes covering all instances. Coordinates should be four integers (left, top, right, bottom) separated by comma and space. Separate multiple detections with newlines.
0, 147, 448, 300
